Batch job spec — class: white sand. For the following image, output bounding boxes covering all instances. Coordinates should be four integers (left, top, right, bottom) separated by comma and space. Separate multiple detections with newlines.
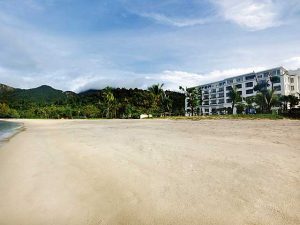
0, 119, 299, 225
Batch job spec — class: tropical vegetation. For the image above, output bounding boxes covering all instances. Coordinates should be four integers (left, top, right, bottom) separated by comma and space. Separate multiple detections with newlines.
0, 83, 185, 119
179, 86, 201, 116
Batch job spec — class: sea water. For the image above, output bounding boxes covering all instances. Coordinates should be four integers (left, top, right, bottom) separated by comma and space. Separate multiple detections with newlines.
0, 121, 23, 144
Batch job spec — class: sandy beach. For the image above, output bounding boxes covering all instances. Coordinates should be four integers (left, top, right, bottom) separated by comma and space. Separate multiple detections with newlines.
0, 119, 299, 225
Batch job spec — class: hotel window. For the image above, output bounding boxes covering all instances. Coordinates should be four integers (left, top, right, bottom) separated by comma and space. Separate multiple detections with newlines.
211, 94, 216, 99
276, 69, 280, 75
246, 82, 253, 87
211, 89, 216, 93
218, 88, 224, 92
211, 100, 217, 104
235, 84, 242, 89
227, 80, 233, 84
257, 74, 262, 79
218, 93, 224, 98
246, 75, 255, 80
236, 78, 241, 82
291, 86, 294, 91
246, 89, 253, 94
274, 86, 281, 91
272, 77, 281, 83
205, 109, 209, 112
218, 99, 224, 104
290, 78, 294, 83
238, 91, 242, 96
226, 99, 232, 103
264, 72, 269, 78
226, 86, 232, 91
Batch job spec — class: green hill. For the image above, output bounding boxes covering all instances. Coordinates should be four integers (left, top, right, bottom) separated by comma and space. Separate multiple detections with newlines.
0, 83, 185, 118
0, 84, 69, 107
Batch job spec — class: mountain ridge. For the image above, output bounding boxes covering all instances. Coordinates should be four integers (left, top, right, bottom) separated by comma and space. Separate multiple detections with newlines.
0, 83, 185, 118
0, 83, 15, 93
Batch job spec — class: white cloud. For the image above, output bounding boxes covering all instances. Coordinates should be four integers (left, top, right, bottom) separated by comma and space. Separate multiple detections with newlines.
60, 67, 266, 92
283, 56, 300, 70
1, 62, 298, 93
155, 67, 266, 90
212, 0, 280, 30
1, 0, 299, 93
138, 12, 209, 27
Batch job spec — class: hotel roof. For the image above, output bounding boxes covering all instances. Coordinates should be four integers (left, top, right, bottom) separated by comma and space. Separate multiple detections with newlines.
192, 66, 286, 89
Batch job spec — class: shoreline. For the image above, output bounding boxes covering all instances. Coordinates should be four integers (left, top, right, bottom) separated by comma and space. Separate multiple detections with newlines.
0, 120, 25, 145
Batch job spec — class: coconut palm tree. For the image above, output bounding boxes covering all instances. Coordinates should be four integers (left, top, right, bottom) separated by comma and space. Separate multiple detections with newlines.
228, 86, 242, 114
179, 86, 200, 116
288, 95, 299, 109
245, 96, 255, 114
254, 93, 266, 113
148, 83, 165, 98
162, 95, 173, 116
148, 83, 165, 113
253, 77, 278, 113
279, 95, 289, 112
102, 87, 117, 118
265, 89, 278, 113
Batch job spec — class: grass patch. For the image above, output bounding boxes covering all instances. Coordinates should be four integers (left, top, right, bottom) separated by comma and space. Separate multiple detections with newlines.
164, 114, 284, 120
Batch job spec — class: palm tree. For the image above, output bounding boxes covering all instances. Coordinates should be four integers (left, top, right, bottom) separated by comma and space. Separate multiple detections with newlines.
162, 95, 173, 116
148, 83, 164, 95
102, 87, 117, 118
265, 89, 277, 113
179, 86, 200, 116
148, 83, 165, 113
254, 89, 277, 113
245, 96, 254, 114
228, 86, 242, 114
254, 93, 266, 113
253, 78, 278, 113
279, 95, 289, 112
288, 95, 299, 109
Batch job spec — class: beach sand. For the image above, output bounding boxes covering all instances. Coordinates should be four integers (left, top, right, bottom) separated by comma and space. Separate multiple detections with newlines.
0, 119, 299, 225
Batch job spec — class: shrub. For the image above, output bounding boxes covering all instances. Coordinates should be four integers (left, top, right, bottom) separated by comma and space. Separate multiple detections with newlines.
0, 103, 20, 118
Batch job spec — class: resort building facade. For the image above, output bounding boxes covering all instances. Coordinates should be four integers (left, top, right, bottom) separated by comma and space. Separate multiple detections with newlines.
186, 67, 300, 115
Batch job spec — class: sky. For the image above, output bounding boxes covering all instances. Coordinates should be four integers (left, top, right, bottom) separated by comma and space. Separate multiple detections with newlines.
0, 0, 300, 92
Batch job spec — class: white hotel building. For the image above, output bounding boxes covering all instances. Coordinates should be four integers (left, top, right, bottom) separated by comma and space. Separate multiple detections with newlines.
186, 67, 300, 115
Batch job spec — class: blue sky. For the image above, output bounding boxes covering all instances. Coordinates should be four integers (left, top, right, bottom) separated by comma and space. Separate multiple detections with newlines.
0, 0, 300, 91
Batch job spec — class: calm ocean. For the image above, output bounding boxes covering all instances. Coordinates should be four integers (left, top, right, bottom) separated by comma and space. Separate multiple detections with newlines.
0, 121, 23, 144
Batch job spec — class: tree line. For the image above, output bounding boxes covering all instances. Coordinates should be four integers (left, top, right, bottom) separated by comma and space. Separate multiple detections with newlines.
0, 84, 185, 119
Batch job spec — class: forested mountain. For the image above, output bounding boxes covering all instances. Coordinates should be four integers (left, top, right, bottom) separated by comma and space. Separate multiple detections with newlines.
0, 83, 185, 119
0, 85, 70, 106
0, 84, 15, 94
